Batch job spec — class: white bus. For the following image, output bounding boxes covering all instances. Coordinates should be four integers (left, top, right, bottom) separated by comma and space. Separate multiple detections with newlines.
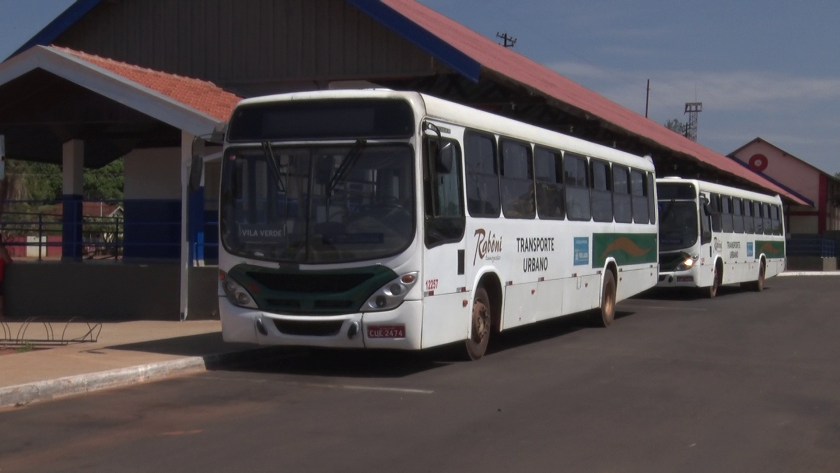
215, 89, 659, 360
656, 177, 785, 297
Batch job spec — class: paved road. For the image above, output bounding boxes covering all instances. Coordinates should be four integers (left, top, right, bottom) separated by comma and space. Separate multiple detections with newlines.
2, 276, 839, 473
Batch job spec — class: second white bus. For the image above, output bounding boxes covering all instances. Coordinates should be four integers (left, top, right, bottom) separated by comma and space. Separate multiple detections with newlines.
656, 177, 785, 297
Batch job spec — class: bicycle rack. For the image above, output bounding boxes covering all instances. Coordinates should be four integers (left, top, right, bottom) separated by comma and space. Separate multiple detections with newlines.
0, 317, 102, 349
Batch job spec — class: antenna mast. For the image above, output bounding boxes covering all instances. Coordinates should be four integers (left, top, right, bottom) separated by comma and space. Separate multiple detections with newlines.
684, 102, 702, 141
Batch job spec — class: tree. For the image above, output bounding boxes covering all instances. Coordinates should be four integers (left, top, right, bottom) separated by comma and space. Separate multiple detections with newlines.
664, 118, 688, 137
1, 158, 124, 238
84, 159, 124, 201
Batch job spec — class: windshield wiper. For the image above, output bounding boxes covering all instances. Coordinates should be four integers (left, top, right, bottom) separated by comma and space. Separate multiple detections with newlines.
261, 141, 286, 192
328, 139, 367, 196
660, 198, 676, 221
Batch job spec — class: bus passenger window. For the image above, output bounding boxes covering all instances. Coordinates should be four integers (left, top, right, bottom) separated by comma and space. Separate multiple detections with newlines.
743, 199, 755, 233
753, 201, 763, 234
710, 193, 722, 232
732, 197, 744, 233
647, 173, 656, 224
771, 205, 782, 235
762, 203, 772, 234
464, 131, 500, 218
590, 159, 612, 222
564, 153, 590, 221
500, 139, 535, 219
631, 169, 650, 224
534, 147, 565, 219
613, 165, 632, 223
721, 196, 733, 233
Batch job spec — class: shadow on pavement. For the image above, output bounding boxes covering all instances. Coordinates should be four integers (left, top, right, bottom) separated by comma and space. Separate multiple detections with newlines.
106, 332, 240, 357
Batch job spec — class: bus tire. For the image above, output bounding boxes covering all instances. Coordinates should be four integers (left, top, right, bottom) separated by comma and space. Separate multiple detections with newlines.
708, 262, 722, 299
592, 270, 616, 327
754, 259, 766, 292
465, 287, 491, 360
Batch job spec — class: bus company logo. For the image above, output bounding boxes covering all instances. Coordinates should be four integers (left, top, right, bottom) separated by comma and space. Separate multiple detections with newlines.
747, 242, 754, 258
758, 242, 781, 256
713, 237, 723, 253
473, 229, 502, 265
598, 236, 651, 260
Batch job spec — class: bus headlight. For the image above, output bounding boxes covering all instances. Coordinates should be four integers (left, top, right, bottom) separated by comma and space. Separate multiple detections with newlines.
363, 272, 418, 312
676, 254, 699, 271
219, 271, 258, 309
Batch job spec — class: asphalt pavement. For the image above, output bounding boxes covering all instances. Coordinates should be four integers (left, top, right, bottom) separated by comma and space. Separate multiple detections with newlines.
1, 270, 837, 409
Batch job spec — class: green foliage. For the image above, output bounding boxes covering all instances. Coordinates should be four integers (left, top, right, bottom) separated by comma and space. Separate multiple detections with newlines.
3, 158, 124, 202
1, 158, 124, 238
84, 159, 124, 201
664, 118, 688, 136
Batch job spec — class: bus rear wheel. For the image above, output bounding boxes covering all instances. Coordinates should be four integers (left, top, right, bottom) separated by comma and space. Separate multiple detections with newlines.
591, 270, 616, 327
753, 260, 766, 291
465, 287, 491, 360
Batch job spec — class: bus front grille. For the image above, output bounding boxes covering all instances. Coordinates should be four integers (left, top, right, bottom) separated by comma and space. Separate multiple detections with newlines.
247, 272, 376, 293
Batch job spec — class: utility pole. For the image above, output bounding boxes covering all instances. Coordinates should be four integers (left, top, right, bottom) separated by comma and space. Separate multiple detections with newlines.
496, 32, 517, 48
645, 79, 650, 118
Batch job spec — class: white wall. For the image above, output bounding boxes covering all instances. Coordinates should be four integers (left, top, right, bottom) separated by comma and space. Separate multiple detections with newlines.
124, 147, 181, 200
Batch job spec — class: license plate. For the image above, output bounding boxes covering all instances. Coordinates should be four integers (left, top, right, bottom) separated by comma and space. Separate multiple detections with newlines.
367, 325, 405, 339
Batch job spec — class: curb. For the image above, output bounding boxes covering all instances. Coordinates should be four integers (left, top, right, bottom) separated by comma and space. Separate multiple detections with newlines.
0, 347, 277, 409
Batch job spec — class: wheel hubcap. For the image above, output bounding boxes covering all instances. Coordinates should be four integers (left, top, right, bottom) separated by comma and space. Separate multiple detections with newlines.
472, 301, 488, 342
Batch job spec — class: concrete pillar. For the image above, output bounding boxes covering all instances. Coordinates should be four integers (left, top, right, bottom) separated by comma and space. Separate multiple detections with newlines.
62, 140, 84, 261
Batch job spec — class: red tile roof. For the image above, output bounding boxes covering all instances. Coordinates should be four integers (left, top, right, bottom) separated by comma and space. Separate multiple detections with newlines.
380, 0, 803, 204
53, 46, 241, 122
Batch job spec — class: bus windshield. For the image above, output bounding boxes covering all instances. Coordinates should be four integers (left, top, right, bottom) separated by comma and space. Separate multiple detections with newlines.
658, 200, 699, 251
220, 143, 415, 264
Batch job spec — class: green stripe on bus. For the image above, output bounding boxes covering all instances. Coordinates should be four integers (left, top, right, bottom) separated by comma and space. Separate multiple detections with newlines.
592, 232, 658, 267
755, 240, 785, 259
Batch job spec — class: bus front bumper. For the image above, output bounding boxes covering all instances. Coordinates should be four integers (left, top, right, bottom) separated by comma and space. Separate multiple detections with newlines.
656, 271, 697, 287
219, 297, 423, 351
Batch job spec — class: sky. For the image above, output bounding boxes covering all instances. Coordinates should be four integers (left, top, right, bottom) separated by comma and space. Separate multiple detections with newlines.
1, 0, 839, 174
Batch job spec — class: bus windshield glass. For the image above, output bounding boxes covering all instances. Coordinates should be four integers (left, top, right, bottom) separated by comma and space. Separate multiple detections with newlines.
658, 200, 699, 251
220, 143, 415, 264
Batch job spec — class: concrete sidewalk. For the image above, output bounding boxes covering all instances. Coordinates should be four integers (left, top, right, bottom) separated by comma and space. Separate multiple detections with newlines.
0, 320, 262, 409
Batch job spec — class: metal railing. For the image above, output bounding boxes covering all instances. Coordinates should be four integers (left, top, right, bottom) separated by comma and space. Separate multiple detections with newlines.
787, 235, 836, 258
0, 200, 219, 263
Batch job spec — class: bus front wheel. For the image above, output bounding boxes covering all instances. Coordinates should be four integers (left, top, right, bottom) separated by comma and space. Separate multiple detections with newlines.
708, 264, 721, 299
465, 287, 492, 360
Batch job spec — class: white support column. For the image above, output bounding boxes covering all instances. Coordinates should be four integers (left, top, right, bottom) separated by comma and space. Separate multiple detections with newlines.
180, 131, 193, 321
62, 140, 84, 195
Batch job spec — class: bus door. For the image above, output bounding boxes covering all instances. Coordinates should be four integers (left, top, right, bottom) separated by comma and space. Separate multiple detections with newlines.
420, 125, 469, 348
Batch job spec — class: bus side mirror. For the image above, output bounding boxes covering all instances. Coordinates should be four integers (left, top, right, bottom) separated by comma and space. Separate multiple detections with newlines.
423, 122, 451, 173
